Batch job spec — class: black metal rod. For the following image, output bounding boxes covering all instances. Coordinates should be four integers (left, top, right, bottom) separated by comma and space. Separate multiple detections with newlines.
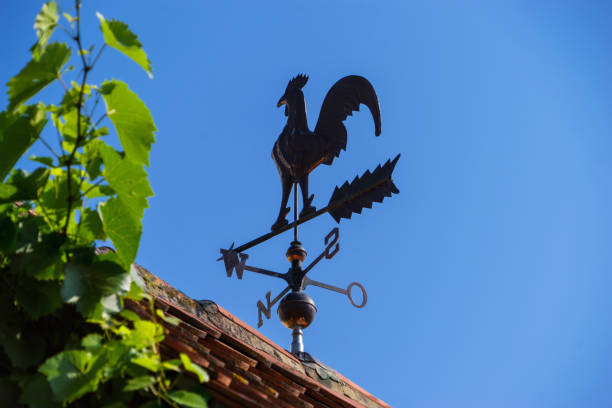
231, 205, 330, 254
302, 276, 347, 295
293, 183, 298, 242
230, 177, 395, 254
243, 265, 287, 280
270, 286, 291, 306
302, 248, 327, 276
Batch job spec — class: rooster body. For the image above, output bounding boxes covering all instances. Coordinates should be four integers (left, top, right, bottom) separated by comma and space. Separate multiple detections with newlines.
271, 74, 381, 231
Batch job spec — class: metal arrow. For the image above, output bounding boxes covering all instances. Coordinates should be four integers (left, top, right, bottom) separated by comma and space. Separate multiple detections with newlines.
220, 154, 400, 255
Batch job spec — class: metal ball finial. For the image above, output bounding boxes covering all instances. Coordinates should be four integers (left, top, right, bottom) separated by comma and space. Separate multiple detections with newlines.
277, 291, 317, 329
278, 291, 317, 354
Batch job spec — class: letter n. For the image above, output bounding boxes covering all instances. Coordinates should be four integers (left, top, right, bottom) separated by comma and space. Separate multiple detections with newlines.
257, 291, 272, 328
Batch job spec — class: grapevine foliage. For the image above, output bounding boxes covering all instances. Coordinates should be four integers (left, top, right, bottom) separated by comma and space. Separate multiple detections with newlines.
0, 2, 209, 407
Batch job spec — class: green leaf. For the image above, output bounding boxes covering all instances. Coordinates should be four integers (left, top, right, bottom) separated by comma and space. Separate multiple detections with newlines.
129, 263, 147, 287
62, 12, 76, 23
82, 182, 114, 199
121, 320, 163, 348
58, 81, 92, 115
0, 328, 45, 369
139, 401, 166, 408
18, 373, 55, 408
82, 139, 103, 179
99, 195, 144, 267
161, 358, 181, 372
0, 167, 50, 203
98, 145, 151, 264
180, 354, 209, 383
30, 155, 55, 166
0, 216, 17, 253
96, 13, 153, 78
99, 339, 130, 371
13, 213, 47, 253
91, 125, 109, 138
81, 333, 103, 350
12, 230, 65, 281
60, 106, 91, 144
7, 42, 71, 111
124, 279, 149, 301
0, 104, 48, 180
32, 2, 59, 58
37, 169, 81, 228
0, 183, 18, 199
102, 402, 127, 408
39, 350, 106, 403
100, 81, 156, 166
168, 390, 208, 408
79, 207, 106, 242
100, 143, 153, 200
15, 279, 62, 318
62, 259, 130, 318
123, 375, 155, 391
100, 293, 121, 314
156, 309, 181, 326
119, 309, 140, 322
188, 385, 211, 404
130, 354, 160, 372
0, 378, 20, 408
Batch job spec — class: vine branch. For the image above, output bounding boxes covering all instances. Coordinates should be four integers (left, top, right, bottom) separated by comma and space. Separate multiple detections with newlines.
38, 136, 60, 159
63, 0, 89, 235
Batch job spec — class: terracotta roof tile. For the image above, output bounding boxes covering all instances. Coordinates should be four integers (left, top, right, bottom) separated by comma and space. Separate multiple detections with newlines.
249, 364, 306, 397
318, 385, 370, 408
200, 334, 258, 370
271, 361, 322, 392
304, 388, 338, 407
129, 267, 391, 408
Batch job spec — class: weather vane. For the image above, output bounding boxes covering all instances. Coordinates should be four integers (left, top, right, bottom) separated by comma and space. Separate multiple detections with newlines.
219, 74, 400, 359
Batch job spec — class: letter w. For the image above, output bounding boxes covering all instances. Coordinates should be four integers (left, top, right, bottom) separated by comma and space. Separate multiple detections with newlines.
220, 249, 248, 279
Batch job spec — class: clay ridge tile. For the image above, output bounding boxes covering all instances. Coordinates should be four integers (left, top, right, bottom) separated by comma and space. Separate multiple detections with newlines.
214, 303, 301, 364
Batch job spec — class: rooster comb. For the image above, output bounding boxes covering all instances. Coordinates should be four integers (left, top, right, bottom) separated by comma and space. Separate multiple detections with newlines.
286, 74, 309, 91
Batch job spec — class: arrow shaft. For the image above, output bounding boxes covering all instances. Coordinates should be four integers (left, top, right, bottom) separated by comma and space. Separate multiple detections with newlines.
232, 205, 330, 253
231, 177, 394, 254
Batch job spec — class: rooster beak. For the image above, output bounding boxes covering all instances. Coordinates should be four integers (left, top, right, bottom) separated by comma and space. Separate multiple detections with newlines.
277, 98, 287, 108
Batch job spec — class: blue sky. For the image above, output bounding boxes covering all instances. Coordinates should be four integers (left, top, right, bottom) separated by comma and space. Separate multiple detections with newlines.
2, 1, 612, 406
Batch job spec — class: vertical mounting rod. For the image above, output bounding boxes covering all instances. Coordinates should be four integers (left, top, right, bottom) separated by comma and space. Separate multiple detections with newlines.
290, 327, 304, 353
293, 183, 298, 242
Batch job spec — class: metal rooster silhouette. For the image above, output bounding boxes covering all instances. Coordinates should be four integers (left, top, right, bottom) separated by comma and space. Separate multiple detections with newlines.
271, 74, 382, 230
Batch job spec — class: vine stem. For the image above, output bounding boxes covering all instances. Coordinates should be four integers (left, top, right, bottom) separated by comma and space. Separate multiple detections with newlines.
94, 112, 108, 128
90, 44, 106, 68
81, 178, 103, 196
63, 0, 90, 235
38, 136, 60, 159
56, 23, 73, 39
57, 64, 96, 130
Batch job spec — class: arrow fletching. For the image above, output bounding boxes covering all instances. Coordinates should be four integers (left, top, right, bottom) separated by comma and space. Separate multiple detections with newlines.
328, 154, 400, 223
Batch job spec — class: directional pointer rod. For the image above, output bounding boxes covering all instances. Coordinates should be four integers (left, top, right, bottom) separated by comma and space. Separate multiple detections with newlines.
302, 276, 368, 308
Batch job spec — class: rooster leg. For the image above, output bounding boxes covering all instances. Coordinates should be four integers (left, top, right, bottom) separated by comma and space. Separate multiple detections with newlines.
271, 176, 292, 231
298, 175, 316, 218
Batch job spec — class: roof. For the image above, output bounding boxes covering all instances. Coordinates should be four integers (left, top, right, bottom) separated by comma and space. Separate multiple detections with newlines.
129, 264, 391, 408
